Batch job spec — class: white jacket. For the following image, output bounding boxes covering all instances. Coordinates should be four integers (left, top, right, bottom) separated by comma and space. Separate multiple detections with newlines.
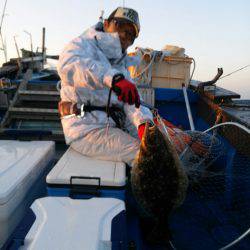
57, 26, 153, 144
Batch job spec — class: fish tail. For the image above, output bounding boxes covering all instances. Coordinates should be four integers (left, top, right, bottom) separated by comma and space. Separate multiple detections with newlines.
140, 217, 171, 246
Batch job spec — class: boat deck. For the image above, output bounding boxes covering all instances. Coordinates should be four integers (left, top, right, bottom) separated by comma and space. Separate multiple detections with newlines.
1, 77, 250, 249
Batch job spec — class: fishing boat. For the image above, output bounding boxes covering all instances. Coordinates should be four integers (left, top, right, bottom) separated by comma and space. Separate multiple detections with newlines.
0, 25, 250, 250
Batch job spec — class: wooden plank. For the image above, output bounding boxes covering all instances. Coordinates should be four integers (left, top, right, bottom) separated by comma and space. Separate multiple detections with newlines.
18, 90, 59, 96
18, 69, 33, 90
8, 107, 60, 121
9, 107, 59, 114
8, 114, 60, 121
18, 90, 60, 101
0, 69, 33, 128
18, 95, 60, 102
21, 56, 44, 63
27, 83, 57, 91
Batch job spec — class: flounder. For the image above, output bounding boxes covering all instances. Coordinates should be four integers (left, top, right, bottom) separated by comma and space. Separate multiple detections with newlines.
131, 122, 188, 243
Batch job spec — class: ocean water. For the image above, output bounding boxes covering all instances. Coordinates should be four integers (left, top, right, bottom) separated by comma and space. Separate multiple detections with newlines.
217, 75, 250, 100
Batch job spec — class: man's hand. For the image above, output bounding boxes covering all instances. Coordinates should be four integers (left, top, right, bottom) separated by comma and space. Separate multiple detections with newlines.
112, 75, 140, 108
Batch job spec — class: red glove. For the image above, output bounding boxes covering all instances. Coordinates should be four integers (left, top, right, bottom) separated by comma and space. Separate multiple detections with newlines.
112, 77, 140, 108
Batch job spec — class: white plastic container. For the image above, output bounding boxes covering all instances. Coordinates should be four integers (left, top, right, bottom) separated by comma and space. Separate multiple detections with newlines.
46, 147, 126, 199
0, 140, 55, 248
128, 49, 193, 89
138, 86, 155, 107
19, 197, 126, 250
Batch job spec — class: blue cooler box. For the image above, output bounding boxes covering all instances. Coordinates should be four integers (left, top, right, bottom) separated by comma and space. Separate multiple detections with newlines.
46, 147, 126, 200
8, 197, 127, 250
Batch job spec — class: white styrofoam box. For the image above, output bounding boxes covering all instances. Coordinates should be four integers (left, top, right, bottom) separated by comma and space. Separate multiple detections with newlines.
46, 147, 126, 187
128, 51, 192, 89
20, 197, 125, 250
138, 86, 155, 107
0, 140, 55, 248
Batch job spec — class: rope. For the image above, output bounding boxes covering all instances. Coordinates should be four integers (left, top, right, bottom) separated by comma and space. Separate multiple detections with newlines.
132, 49, 157, 82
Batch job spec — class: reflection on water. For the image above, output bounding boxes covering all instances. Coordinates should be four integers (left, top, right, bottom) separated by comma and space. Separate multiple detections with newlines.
217, 76, 250, 99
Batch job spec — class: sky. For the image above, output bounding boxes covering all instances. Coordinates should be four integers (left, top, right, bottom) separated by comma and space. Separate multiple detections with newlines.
1, 0, 250, 98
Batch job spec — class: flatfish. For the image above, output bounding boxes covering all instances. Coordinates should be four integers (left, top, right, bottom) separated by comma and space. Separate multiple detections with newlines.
131, 122, 188, 242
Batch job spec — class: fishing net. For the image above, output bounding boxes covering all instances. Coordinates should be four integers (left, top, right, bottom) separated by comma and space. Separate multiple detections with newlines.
155, 115, 227, 183
154, 116, 250, 249
180, 130, 226, 181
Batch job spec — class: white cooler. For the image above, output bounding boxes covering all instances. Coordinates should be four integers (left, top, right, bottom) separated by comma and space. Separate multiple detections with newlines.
46, 147, 126, 200
18, 197, 126, 250
0, 140, 55, 248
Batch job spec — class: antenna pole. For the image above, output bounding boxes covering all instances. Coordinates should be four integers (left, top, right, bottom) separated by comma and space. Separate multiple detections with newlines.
0, 0, 8, 62
14, 35, 21, 68
42, 27, 46, 66
0, 33, 7, 62
0, 0, 8, 31
24, 30, 34, 68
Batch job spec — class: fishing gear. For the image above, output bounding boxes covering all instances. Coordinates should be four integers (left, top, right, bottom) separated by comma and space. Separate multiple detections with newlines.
219, 64, 250, 80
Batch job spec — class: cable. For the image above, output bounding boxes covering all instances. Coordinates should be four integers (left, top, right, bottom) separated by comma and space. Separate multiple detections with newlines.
133, 50, 157, 81
203, 122, 250, 134
188, 58, 196, 85
219, 227, 250, 250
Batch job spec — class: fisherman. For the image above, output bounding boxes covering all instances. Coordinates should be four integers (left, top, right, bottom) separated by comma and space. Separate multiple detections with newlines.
57, 7, 153, 167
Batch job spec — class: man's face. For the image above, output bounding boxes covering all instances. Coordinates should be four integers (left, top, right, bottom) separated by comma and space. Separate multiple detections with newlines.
104, 19, 137, 52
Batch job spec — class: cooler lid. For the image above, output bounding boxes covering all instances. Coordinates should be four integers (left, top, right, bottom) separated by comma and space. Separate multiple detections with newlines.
46, 147, 126, 187
0, 140, 55, 205
21, 197, 125, 250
